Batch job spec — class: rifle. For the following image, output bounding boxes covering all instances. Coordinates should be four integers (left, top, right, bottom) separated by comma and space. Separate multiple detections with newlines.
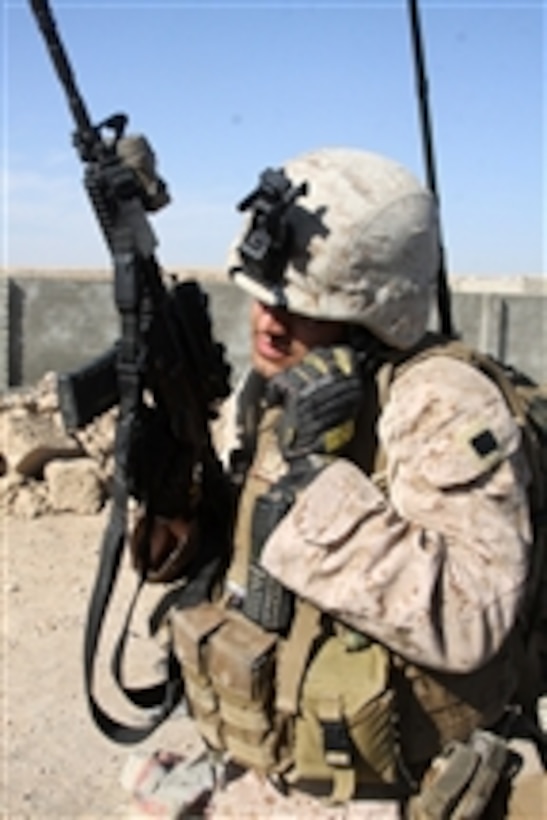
407, 0, 455, 338
28, 0, 231, 742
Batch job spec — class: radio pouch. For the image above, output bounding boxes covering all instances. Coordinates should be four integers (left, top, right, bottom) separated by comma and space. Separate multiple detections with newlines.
293, 633, 400, 803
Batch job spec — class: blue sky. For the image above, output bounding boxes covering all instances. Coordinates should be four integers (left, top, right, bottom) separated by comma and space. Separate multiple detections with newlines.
2, 0, 545, 276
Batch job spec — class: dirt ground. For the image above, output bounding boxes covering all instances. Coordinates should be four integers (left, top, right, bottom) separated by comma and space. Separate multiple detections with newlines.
1, 509, 399, 820
1, 509, 200, 818
2, 509, 546, 820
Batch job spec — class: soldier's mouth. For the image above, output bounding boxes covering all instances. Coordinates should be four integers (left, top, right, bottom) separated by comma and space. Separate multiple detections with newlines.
254, 332, 290, 361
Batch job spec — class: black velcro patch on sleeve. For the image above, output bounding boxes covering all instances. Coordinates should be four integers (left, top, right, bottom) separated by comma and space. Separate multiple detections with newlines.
471, 429, 499, 458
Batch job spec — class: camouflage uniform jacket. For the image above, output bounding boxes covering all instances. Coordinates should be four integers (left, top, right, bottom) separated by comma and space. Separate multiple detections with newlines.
260, 353, 532, 675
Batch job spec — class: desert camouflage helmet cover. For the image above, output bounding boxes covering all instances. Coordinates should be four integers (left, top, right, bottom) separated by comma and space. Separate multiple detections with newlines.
228, 147, 439, 349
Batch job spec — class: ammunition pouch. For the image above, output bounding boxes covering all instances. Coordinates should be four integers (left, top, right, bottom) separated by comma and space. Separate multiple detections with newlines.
408, 730, 519, 820
171, 601, 405, 801
171, 603, 288, 772
208, 612, 284, 770
169, 602, 226, 750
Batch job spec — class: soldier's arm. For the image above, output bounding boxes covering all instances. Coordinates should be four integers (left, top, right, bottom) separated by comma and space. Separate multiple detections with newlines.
261, 355, 532, 673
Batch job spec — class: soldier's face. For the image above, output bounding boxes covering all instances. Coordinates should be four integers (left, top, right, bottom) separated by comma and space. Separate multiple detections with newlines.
251, 300, 345, 379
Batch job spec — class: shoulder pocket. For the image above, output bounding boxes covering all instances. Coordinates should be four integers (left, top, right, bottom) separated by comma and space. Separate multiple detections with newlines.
381, 356, 523, 490
419, 417, 521, 489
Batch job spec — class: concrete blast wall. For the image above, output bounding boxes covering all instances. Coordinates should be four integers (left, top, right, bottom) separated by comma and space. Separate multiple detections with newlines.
0, 270, 545, 393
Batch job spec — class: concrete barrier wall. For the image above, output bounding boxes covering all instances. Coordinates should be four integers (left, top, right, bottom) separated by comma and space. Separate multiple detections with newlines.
0, 269, 545, 392
0, 275, 8, 391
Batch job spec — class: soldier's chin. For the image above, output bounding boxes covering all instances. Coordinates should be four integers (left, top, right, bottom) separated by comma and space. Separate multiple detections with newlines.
252, 349, 289, 379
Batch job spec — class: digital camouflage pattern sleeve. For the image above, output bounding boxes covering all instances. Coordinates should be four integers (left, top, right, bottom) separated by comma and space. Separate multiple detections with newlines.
261, 355, 532, 673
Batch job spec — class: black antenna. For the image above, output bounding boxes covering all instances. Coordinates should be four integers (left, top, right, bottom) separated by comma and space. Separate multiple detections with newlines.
407, 0, 455, 337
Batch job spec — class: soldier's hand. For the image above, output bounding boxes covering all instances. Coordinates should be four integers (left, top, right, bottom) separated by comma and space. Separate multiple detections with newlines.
129, 512, 199, 584
267, 345, 363, 461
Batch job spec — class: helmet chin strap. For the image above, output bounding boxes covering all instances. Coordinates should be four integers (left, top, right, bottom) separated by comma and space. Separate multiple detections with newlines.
347, 325, 390, 380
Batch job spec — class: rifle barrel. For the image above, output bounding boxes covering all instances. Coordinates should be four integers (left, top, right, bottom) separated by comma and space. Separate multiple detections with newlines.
28, 0, 95, 151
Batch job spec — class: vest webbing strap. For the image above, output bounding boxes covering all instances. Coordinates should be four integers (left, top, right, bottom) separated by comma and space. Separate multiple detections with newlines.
330, 768, 357, 805
276, 601, 322, 716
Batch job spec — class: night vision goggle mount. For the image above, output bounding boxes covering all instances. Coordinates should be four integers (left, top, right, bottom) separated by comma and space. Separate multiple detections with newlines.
232, 167, 308, 290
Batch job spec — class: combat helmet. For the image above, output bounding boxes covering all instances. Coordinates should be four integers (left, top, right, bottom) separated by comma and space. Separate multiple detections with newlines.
228, 147, 439, 350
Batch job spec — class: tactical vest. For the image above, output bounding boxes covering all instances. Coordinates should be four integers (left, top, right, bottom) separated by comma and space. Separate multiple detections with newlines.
170, 336, 547, 800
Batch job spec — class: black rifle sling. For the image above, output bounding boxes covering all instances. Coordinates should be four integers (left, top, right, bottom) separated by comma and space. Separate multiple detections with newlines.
110, 555, 223, 711
83, 242, 182, 744
110, 572, 181, 711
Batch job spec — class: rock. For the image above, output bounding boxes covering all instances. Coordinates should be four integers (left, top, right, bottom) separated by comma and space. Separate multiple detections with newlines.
45, 459, 104, 515
10, 480, 50, 519
0, 473, 26, 516
3, 410, 83, 477
73, 406, 116, 478
1, 373, 115, 517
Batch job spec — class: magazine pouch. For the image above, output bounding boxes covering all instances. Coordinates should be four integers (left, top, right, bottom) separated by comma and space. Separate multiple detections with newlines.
208, 611, 280, 770
170, 602, 227, 749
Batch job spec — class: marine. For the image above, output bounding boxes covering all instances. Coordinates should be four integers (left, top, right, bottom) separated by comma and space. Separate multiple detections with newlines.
131, 147, 546, 817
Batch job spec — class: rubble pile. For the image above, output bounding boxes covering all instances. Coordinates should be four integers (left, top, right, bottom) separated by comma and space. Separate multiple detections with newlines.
0, 373, 116, 517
